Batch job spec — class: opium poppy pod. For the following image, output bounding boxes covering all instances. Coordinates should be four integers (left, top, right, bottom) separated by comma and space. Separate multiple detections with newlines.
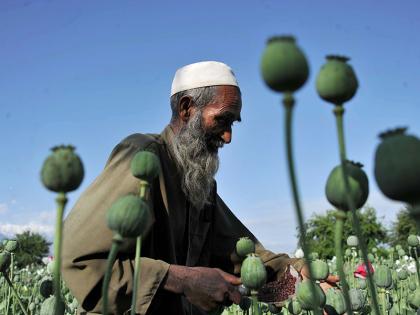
347, 235, 359, 247
325, 288, 346, 315
398, 269, 408, 280
374, 128, 420, 207
131, 150, 161, 182
106, 195, 151, 238
40, 296, 65, 315
374, 265, 393, 289
325, 161, 369, 211
287, 299, 302, 315
236, 237, 255, 258
316, 55, 358, 105
260, 36, 309, 93
408, 289, 420, 310
296, 280, 326, 310
408, 234, 419, 247
310, 259, 329, 281
349, 288, 366, 312
4, 240, 18, 253
41, 145, 84, 193
240, 253, 267, 291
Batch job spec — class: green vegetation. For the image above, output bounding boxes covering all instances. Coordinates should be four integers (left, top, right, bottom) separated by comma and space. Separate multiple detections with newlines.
13, 232, 50, 269
305, 207, 389, 259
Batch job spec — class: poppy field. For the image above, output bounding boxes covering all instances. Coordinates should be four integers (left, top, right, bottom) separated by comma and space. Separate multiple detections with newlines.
1, 35, 420, 315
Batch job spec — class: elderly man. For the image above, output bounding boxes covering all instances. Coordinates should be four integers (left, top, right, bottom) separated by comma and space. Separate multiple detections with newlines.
62, 61, 322, 315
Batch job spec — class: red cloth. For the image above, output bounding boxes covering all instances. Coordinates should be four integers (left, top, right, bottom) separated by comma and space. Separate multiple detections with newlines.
354, 261, 374, 279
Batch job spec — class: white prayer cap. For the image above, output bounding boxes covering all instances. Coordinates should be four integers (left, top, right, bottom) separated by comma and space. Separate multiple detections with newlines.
171, 61, 239, 96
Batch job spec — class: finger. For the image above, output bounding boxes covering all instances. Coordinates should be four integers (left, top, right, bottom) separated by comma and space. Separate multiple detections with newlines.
326, 274, 340, 283
300, 265, 310, 279
218, 270, 242, 285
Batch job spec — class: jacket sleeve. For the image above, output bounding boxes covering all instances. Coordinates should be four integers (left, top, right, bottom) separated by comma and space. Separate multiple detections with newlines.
62, 137, 169, 315
212, 195, 305, 280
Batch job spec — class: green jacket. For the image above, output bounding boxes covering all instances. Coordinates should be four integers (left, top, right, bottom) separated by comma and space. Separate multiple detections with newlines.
62, 126, 303, 315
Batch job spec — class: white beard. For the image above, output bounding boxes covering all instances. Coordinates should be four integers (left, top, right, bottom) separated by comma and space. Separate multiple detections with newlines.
168, 111, 220, 210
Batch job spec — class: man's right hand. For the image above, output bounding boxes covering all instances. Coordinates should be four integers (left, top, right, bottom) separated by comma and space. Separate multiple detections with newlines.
163, 265, 242, 312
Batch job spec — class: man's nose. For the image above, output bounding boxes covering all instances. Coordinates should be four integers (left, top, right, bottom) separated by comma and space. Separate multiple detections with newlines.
221, 129, 232, 144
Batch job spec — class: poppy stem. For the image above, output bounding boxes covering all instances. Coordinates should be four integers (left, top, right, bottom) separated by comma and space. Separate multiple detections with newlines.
130, 236, 142, 315
333, 105, 381, 315
334, 210, 354, 315
283, 93, 322, 315
54, 192, 67, 315
102, 235, 123, 315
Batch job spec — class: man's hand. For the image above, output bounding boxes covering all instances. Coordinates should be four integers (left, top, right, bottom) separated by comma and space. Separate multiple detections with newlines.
163, 265, 242, 312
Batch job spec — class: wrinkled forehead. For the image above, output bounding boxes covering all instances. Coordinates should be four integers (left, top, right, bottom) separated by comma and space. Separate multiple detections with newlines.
205, 85, 242, 118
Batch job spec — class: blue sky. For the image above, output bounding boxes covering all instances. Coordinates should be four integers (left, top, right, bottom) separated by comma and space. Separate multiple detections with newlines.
1, 0, 419, 253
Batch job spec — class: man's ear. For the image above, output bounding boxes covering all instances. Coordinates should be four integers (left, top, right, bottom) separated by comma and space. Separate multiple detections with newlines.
178, 96, 194, 122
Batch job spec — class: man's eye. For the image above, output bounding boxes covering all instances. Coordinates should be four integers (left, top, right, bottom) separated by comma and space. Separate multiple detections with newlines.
217, 118, 234, 127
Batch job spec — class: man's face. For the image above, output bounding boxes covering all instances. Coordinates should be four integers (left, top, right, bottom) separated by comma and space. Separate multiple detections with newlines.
199, 85, 242, 152
168, 85, 241, 209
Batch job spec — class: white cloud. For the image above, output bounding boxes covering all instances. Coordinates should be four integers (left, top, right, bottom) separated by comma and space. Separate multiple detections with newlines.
0, 222, 54, 239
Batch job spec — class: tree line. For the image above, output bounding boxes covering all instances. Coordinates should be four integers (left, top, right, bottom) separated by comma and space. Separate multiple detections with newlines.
304, 206, 416, 259
0, 206, 414, 267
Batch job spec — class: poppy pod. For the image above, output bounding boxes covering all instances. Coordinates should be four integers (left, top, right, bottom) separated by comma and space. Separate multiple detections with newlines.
374, 128, 420, 207
408, 289, 420, 310
287, 299, 302, 315
236, 237, 255, 258
349, 288, 366, 312
296, 280, 326, 310
355, 278, 367, 290
131, 150, 161, 182
310, 259, 329, 281
347, 235, 359, 247
316, 55, 358, 105
240, 253, 267, 291
408, 234, 419, 247
106, 195, 151, 238
325, 288, 346, 315
398, 269, 408, 280
261, 36, 309, 93
374, 265, 393, 289
40, 296, 65, 315
325, 161, 369, 211
409, 278, 417, 291
4, 240, 18, 253
41, 145, 84, 193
